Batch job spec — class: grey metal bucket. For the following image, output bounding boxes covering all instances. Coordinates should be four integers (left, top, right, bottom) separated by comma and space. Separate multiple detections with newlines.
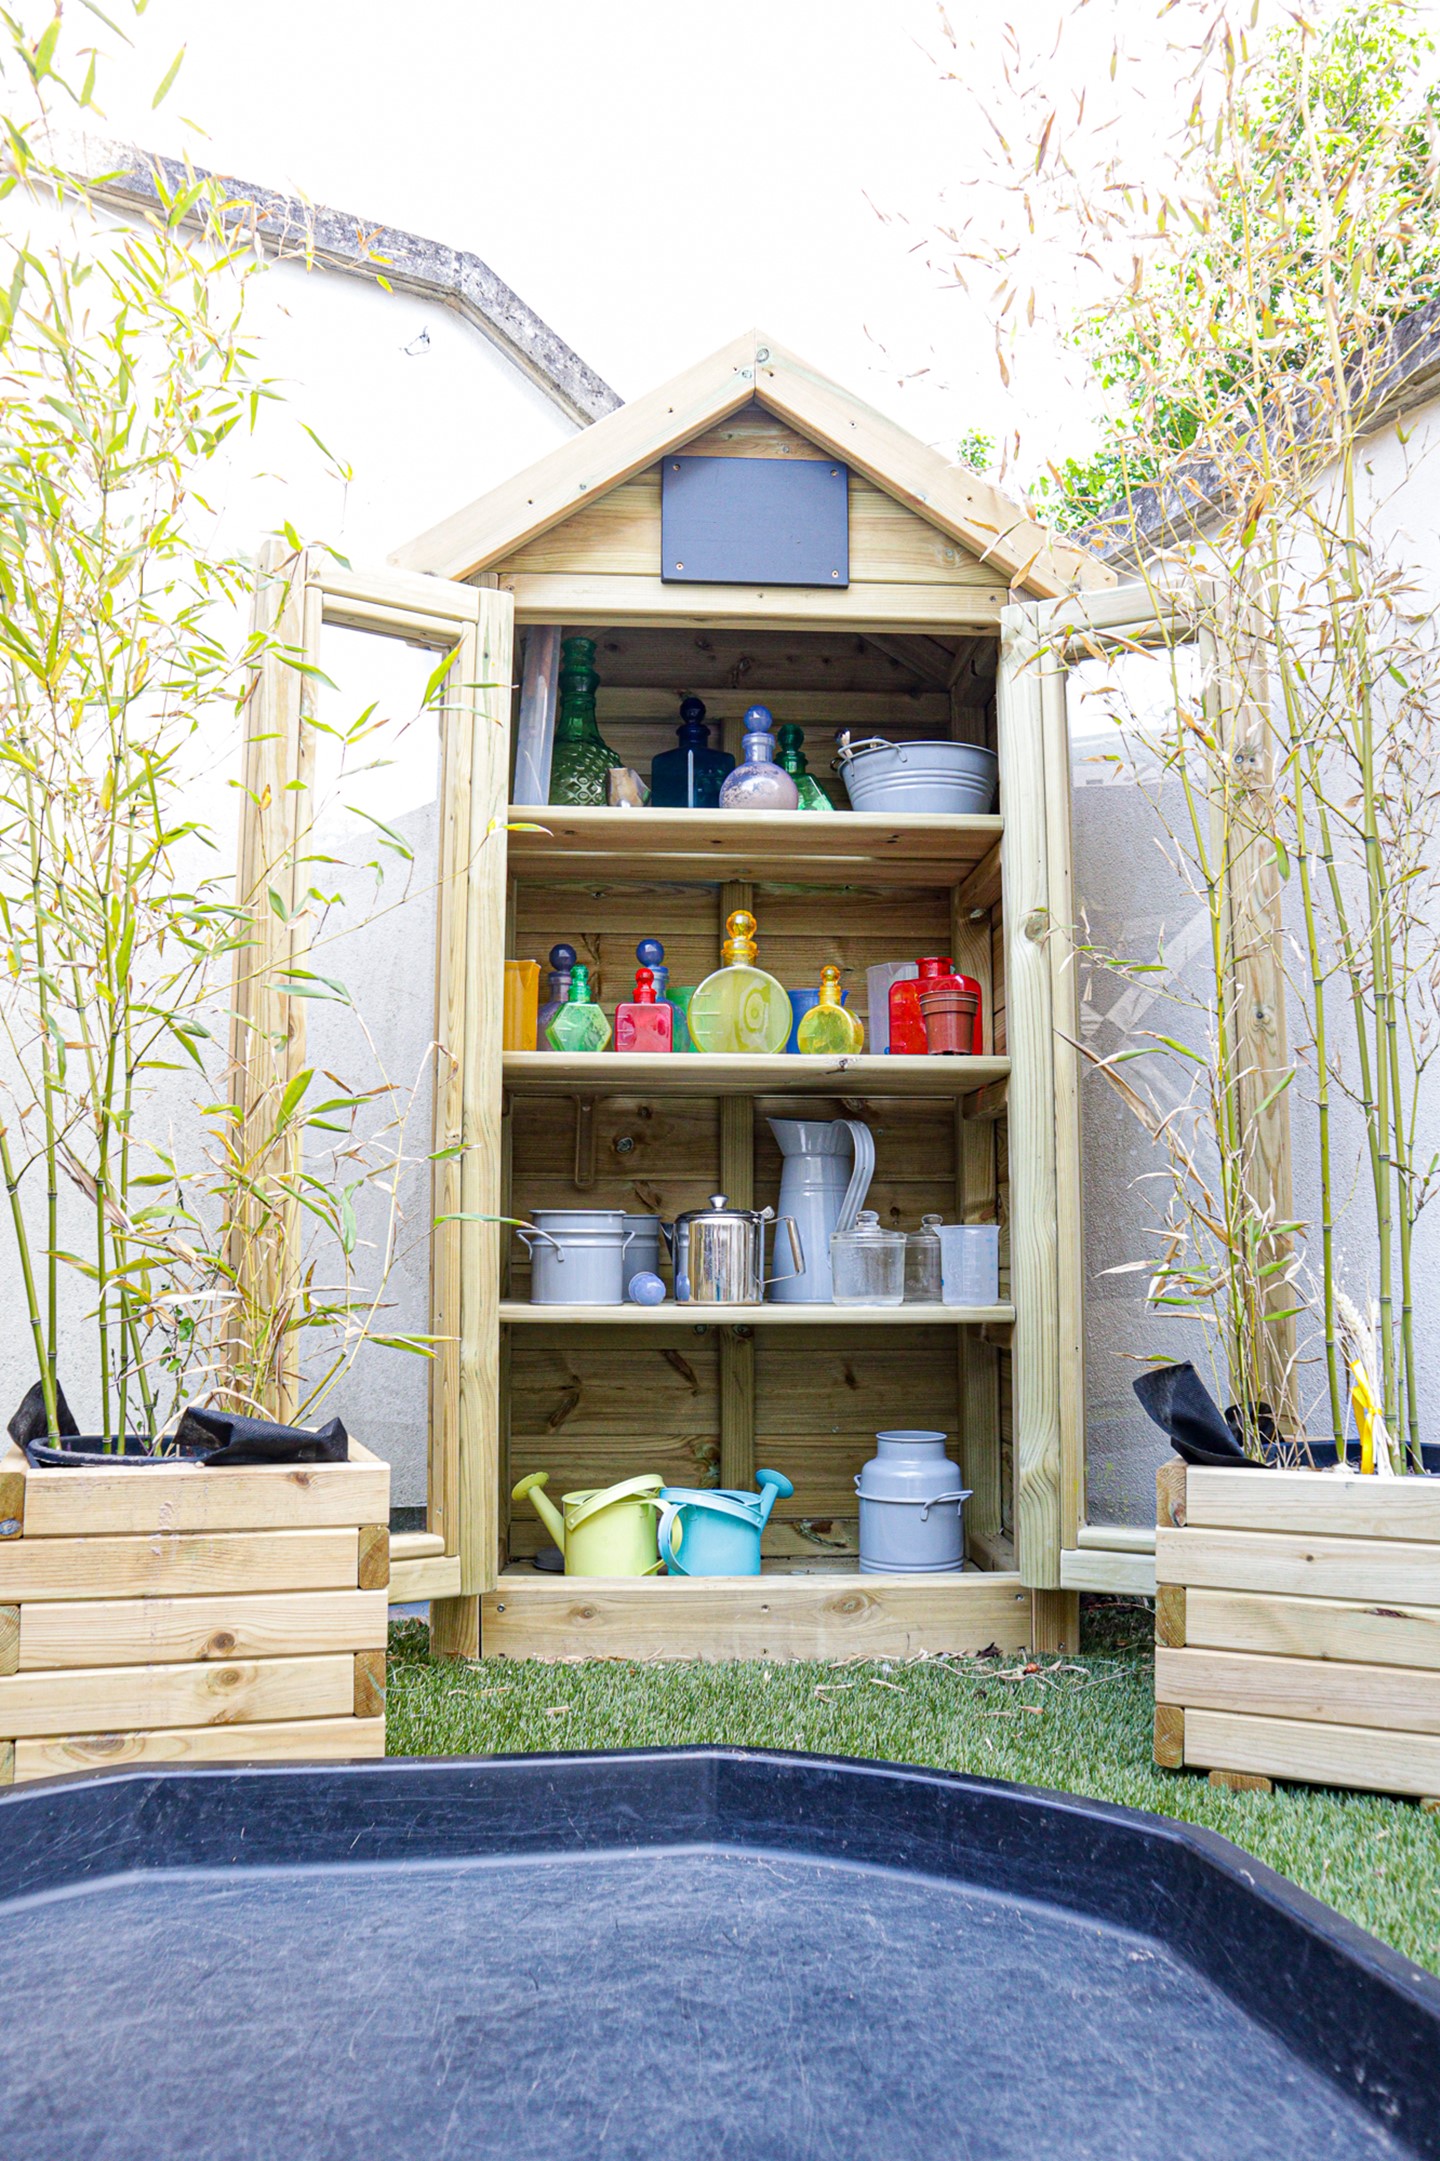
854, 1430, 972, 1574
519, 1211, 636, 1305
623, 1214, 663, 1298
836, 735, 998, 816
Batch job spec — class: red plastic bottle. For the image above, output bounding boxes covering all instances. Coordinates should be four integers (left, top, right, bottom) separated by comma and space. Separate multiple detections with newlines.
889, 956, 983, 1055
614, 967, 673, 1053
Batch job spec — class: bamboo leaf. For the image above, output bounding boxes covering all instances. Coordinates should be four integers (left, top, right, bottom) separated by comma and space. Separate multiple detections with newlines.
152, 45, 185, 107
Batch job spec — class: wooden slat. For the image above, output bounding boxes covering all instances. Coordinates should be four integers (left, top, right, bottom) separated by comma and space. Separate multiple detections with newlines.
430, 613, 475, 1570
596, 686, 952, 729
1156, 1525, 1440, 1603
436, 587, 513, 1650
389, 1529, 443, 1563
0, 1653, 356, 1738
0, 1441, 24, 1537
20, 1453, 389, 1539
503, 1053, 1010, 1100
503, 572, 1009, 631
16, 1590, 388, 1670
1182, 1707, 1440, 1799
1059, 1547, 1157, 1595
1154, 1703, 1185, 1767
0, 1606, 16, 1675
353, 1647, 386, 1718
390, 1552, 464, 1604
481, 1571, 1032, 1660
0, 1527, 359, 1603
1156, 1583, 1187, 1647
998, 606, 1062, 1589
1184, 1586, 1440, 1672
1184, 1467, 1440, 1542
315, 562, 483, 629
1158, 1643, 1440, 1736
12, 1715, 386, 1784
1041, 660, 1084, 1553
228, 539, 310, 1416
501, 1301, 1011, 1327
358, 1523, 391, 1590
507, 807, 1003, 888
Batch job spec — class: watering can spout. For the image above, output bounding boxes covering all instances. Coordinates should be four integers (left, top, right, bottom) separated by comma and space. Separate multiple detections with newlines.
756, 1467, 794, 1530
512, 1470, 565, 1552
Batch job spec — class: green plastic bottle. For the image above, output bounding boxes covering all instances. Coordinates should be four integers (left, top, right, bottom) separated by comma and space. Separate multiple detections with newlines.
545, 962, 612, 1051
776, 724, 835, 813
547, 637, 621, 807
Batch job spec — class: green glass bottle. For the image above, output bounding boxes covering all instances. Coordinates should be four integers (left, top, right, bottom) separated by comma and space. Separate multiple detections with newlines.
545, 962, 612, 1051
776, 724, 835, 813
547, 637, 621, 807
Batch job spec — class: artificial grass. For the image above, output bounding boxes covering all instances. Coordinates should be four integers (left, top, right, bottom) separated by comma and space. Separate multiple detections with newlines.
385, 1596, 1440, 1977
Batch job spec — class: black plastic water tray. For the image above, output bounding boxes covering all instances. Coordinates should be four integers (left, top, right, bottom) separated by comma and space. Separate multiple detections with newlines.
2, 1748, 1437, 2160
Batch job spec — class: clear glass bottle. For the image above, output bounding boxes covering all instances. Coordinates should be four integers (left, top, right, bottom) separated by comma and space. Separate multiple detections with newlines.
904, 1215, 944, 1303
830, 1209, 906, 1306
717, 705, 800, 812
547, 636, 621, 807
544, 962, 612, 1052
796, 964, 865, 1054
776, 724, 835, 813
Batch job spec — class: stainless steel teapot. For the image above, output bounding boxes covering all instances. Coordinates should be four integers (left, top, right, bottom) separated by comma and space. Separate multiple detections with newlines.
665, 1195, 804, 1304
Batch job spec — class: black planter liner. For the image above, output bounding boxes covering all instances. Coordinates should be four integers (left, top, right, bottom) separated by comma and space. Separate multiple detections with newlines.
1, 1749, 1437, 2159
21, 1432, 209, 1470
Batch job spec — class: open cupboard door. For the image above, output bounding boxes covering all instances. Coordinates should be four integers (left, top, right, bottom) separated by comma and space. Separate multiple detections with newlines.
1000, 579, 1286, 1603
234, 544, 513, 1654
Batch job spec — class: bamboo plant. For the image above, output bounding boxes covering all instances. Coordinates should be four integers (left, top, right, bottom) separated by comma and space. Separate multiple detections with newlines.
0, 9, 442, 1445
935, 0, 1440, 1463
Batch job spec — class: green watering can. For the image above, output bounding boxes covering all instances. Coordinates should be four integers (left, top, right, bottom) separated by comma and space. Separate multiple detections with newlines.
511, 1470, 664, 1576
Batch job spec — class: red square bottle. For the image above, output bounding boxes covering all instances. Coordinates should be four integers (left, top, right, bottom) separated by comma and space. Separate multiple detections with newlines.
614, 968, 673, 1053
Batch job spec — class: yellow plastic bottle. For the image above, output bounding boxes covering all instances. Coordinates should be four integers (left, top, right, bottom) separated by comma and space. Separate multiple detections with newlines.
686, 909, 793, 1054
797, 964, 865, 1054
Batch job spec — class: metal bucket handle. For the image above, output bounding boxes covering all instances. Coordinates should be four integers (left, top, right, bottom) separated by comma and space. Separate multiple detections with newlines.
853, 1479, 973, 1523
833, 730, 898, 772
516, 1224, 566, 1262
516, 1224, 638, 1269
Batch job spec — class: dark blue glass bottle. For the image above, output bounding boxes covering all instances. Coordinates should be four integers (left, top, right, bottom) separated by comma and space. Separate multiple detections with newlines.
648, 696, 735, 809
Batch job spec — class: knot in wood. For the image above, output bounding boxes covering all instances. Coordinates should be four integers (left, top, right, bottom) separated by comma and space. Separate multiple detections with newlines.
1023, 908, 1050, 944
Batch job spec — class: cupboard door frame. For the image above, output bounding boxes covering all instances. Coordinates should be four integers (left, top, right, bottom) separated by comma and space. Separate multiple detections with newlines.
235, 545, 513, 1615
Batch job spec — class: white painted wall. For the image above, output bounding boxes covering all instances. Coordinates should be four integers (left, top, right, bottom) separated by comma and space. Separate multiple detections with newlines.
1072, 395, 1440, 1523
0, 195, 579, 1498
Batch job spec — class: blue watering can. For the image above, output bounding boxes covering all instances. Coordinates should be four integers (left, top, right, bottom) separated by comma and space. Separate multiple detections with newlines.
656, 1468, 794, 1577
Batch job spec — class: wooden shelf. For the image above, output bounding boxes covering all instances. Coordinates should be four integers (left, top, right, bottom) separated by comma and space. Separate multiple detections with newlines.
505, 804, 1001, 887
500, 1301, 1014, 1326
503, 1052, 1009, 1098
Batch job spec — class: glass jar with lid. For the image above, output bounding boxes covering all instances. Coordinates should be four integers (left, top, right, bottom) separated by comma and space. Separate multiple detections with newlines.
830, 1209, 905, 1306
904, 1215, 944, 1303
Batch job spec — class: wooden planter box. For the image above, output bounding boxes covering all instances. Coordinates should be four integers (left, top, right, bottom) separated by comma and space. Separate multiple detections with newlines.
0, 1438, 390, 1786
1154, 1460, 1440, 1798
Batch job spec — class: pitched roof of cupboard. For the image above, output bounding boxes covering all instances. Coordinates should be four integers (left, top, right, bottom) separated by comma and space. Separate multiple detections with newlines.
393, 330, 1113, 598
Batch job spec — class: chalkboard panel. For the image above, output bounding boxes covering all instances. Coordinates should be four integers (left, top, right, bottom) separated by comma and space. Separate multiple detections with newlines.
660, 455, 849, 586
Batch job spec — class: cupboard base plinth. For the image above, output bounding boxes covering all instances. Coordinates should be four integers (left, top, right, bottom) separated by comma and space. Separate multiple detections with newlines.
478, 1569, 1037, 1661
